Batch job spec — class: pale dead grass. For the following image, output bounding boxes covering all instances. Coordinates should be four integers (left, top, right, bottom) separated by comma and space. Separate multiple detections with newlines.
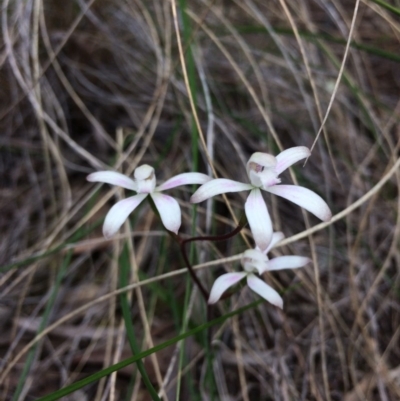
1, 0, 400, 400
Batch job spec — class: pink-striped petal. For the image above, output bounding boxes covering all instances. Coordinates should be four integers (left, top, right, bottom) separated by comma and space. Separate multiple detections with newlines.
87, 171, 137, 191
156, 172, 211, 191
208, 272, 247, 304
265, 232, 285, 253
262, 256, 310, 273
103, 194, 147, 238
190, 179, 253, 203
265, 185, 332, 221
275, 146, 310, 175
246, 274, 283, 308
150, 192, 181, 234
245, 189, 273, 251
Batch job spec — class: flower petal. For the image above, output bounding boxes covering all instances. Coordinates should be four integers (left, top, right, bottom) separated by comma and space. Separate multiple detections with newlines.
135, 165, 156, 193
265, 231, 285, 253
208, 272, 247, 304
150, 192, 181, 234
246, 274, 283, 308
275, 146, 311, 175
87, 171, 136, 191
246, 153, 280, 188
134, 164, 154, 180
103, 194, 147, 238
156, 172, 211, 191
265, 185, 332, 221
262, 256, 310, 273
242, 249, 269, 274
247, 152, 277, 171
245, 189, 273, 251
190, 179, 253, 203
243, 249, 269, 263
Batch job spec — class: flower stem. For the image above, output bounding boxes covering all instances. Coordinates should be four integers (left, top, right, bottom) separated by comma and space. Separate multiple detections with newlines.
182, 218, 247, 246
179, 239, 210, 301
178, 213, 248, 302
174, 215, 247, 344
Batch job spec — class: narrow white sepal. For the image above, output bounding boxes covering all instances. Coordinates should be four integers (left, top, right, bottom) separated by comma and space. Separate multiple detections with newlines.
87, 171, 137, 191
208, 272, 247, 304
103, 193, 147, 238
190, 179, 253, 203
262, 256, 310, 273
245, 189, 273, 251
156, 172, 211, 191
265, 185, 332, 221
150, 192, 181, 234
246, 274, 283, 308
265, 232, 285, 253
275, 146, 310, 175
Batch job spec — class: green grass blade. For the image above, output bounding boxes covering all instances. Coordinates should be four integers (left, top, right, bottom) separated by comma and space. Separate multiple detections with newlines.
119, 244, 161, 401
11, 251, 73, 400
176, 2, 203, 396
235, 25, 400, 63
1, 219, 102, 273
179, 0, 199, 168
36, 299, 262, 401
370, 0, 400, 16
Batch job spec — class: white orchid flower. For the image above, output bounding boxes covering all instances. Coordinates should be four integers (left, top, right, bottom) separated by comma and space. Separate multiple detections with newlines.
191, 147, 332, 251
208, 232, 310, 308
87, 165, 211, 238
